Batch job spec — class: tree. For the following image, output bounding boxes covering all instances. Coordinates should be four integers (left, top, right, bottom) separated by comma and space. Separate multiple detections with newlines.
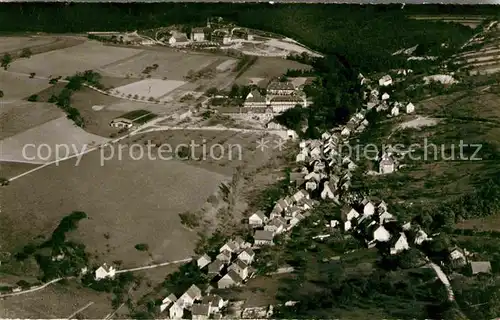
20, 48, 32, 58
134, 243, 149, 251
1, 53, 12, 69
29, 72, 36, 78
27, 94, 38, 102
205, 87, 218, 97
0, 177, 9, 186
0, 90, 3, 98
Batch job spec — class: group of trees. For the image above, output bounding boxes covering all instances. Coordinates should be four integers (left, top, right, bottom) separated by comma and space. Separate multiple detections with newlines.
14, 211, 89, 282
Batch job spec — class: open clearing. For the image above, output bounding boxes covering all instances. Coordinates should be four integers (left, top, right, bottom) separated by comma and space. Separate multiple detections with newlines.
101, 49, 223, 80
0, 161, 39, 179
0, 71, 51, 99
456, 213, 500, 231
0, 282, 113, 318
0, 36, 56, 53
0, 100, 63, 140
0, 116, 110, 163
399, 116, 439, 129
8, 41, 144, 77
1, 148, 227, 267
113, 78, 186, 100
235, 57, 311, 85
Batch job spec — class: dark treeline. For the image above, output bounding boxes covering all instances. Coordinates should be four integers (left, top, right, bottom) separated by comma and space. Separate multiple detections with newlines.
0, 3, 480, 72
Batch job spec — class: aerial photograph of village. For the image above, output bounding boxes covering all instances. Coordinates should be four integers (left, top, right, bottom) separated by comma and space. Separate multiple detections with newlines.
2, 2, 500, 319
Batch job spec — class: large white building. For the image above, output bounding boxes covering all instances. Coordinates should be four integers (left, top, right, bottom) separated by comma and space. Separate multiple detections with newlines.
268, 95, 306, 113
191, 27, 205, 42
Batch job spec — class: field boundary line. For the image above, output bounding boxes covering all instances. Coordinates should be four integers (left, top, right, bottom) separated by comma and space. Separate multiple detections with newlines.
115, 257, 192, 274
0, 276, 74, 298
67, 301, 94, 319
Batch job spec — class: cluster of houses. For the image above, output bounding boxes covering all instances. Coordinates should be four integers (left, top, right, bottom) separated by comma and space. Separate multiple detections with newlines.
168, 18, 252, 47
159, 285, 228, 319
220, 79, 309, 123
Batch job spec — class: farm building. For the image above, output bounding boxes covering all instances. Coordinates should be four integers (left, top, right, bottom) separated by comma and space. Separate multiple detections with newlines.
267, 81, 295, 95
95, 263, 116, 280
191, 27, 206, 42
268, 96, 306, 113
169, 32, 189, 46
243, 90, 267, 108
109, 117, 133, 129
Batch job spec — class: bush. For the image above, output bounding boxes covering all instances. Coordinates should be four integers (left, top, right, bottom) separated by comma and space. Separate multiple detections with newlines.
134, 243, 149, 251
20, 48, 32, 58
27, 94, 38, 102
0, 177, 9, 186
1, 53, 12, 69
179, 211, 200, 228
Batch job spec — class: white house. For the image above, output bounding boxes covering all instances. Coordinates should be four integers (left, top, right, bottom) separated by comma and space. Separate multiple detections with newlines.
292, 189, 309, 203
202, 295, 227, 313
361, 199, 375, 216
169, 301, 184, 319
169, 32, 189, 46
264, 217, 287, 235
373, 226, 391, 242
381, 92, 390, 101
238, 248, 255, 265
390, 233, 409, 255
321, 180, 336, 200
254, 230, 274, 246
178, 284, 202, 308
192, 304, 210, 320
379, 153, 395, 174
228, 259, 249, 280
110, 118, 133, 129
196, 254, 211, 269
406, 102, 415, 114
218, 270, 243, 288
190, 27, 205, 42
415, 229, 431, 245
249, 210, 268, 227
296, 153, 306, 163
305, 180, 318, 191
342, 207, 360, 221
341, 127, 351, 137
379, 211, 395, 225
219, 241, 239, 253
378, 75, 393, 87
216, 251, 232, 264
95, 263, 116, 280
344, 220, 352, 232
208, 259, 225, 275
391, 106, 399, 117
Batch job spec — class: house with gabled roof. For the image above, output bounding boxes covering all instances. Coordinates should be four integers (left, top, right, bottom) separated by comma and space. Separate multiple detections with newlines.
219, 241, 238, 254
216, 251, 231, 264
95, 263, 116, 280
238, 248, 255, 265
218, 269, 243, 289
361, 199, 375, 216
249, 210, 268, 227
160, 293, 177, 313
292, 189, 309, 203
264, 217, 287, 235
289, 213, 305, 228
178, 284, 202, 308
229, 258, 249, 280
196, 254, 211, 269
390, 233, 409, 255
341, 207, 360, 222
169, 301, 184, 319
202, 294, 227, 313
192, 304, 210, 320
254, 230, 274, 246
373, 225, 391, 242
243, 90, 267, 108
470, 261, 492, 275
208, 259, 225, 275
